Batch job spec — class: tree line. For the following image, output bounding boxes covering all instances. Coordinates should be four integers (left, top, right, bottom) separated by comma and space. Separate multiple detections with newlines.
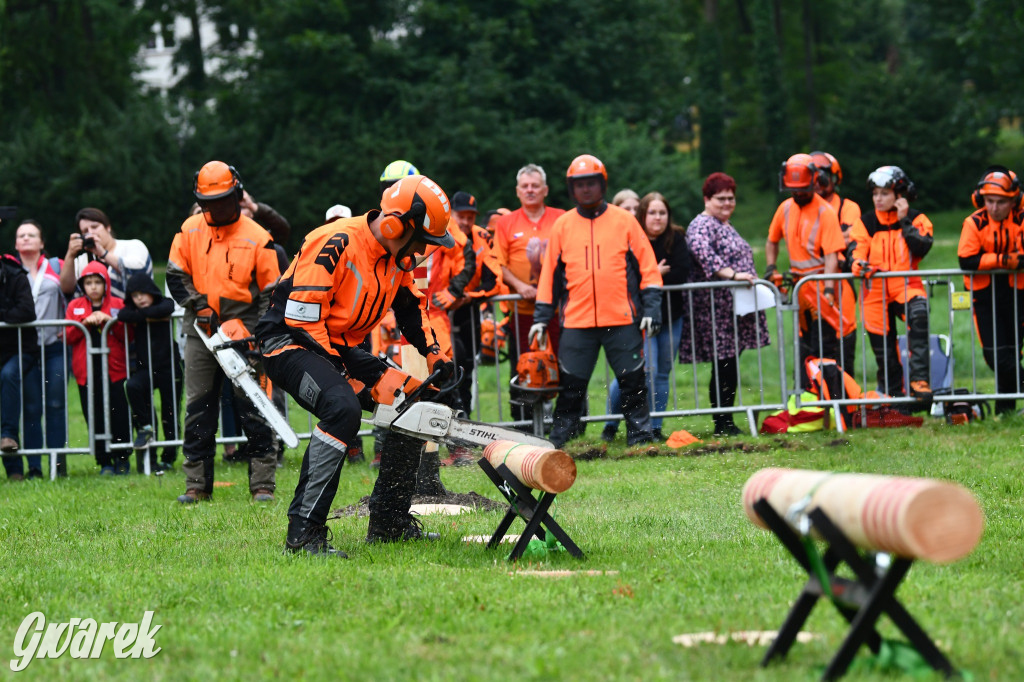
1, 0, 1020, 256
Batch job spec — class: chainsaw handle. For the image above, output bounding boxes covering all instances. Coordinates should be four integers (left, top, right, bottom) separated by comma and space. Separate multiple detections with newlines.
394, 366, 465, 418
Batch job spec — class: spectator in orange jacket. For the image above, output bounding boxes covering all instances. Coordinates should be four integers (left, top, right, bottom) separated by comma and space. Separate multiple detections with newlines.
493, 164, 565, 425
850, 166, 933, 401
532, 155, 663, 447
766, 153, 856, 384
958, 166, 1024, 414
65, 261, 132, 474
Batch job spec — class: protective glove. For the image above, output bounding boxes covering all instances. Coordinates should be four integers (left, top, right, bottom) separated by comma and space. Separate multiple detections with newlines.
822, 287, 836, 307
764, 264, 784, 288
1000, 253, 1021, 270
195, 307, 219, 336
528, 322, 548, 348
425, 345, 455, 381
431, 289, 458, 310
639, 316, 661, 337
854, 260, 878, 279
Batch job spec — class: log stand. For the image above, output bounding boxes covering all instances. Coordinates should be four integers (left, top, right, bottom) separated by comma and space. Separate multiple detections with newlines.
753, 498, 959, 681
478, 457, 584, 562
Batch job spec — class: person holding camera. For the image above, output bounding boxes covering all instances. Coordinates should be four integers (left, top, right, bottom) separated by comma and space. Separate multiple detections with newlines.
849, 166, 933, 401
59, 207, 153, 301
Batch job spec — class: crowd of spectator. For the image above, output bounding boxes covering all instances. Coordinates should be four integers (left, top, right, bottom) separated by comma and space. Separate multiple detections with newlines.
2, 152, 1024, 488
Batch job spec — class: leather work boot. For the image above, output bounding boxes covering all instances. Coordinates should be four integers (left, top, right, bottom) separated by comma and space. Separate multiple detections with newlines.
366, 514, 440, 544
177, 489, 211, 504
251, 488, 275, 503
285, 517, 348, 558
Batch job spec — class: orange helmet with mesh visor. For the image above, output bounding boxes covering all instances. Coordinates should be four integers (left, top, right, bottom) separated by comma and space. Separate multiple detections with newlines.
809, 151, 842, 187
778, 153, 819, 192
194, 160, 243, 226
380, 174, 454, 249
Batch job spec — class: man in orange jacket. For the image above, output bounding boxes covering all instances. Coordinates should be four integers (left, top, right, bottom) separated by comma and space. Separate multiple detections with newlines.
166, 161, 282, 504
810, 151, 861, 265
531, 154, 663, 447
850, 166, 933, 401
256, 174, 455, 557
766, 153, 856, 385
958, 166, 1024, 414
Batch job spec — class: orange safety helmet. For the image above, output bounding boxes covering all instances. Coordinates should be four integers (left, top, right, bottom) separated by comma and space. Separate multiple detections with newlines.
379, 174, 454, 248
194, 160, 243, 226
809, 150, 842, 187
566, 154, 608, 198
778, 153, 820, 192
971, 165, 1022, 208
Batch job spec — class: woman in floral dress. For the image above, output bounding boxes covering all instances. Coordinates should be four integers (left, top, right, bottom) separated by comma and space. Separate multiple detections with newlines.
681, 172, 770, 435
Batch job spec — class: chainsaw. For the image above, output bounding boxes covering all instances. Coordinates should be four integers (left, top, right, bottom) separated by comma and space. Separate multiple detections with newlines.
194, 320, 299, 449
369, 368, 555, 450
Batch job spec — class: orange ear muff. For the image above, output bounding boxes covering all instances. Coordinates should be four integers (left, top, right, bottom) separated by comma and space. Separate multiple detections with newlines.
379, 213, 405, 240
971, 188, 983, 210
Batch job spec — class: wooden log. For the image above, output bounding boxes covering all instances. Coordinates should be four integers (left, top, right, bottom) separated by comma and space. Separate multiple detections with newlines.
742, 468, 984, 564
483, 440, 577, 493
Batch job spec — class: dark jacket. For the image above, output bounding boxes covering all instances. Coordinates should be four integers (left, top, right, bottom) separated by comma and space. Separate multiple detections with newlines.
118, 273, 180, 374
0, 254, 38, 356
650, 227, 694, 323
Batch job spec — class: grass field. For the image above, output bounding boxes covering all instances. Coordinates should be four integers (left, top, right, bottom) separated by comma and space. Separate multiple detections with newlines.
2, 416, 1022, 680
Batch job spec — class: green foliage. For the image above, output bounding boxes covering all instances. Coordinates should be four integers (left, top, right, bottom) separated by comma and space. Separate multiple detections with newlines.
817, 64, 996, 211
696, 19, 726, 177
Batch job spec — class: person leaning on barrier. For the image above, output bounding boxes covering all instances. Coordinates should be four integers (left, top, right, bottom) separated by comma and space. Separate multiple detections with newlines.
766, 153, 857, 384
957, 166, 1024, 415
166, 161, 282, 504
0, 252, 39, 479
493, 164, 566, 425
682, 172, 770, 437
850, 166, 933, 402
256, 174, 456, 557
603, 192, 693, 442
531, 154, 663, 447
60, 207, 153, 302
14, 220, 67, 477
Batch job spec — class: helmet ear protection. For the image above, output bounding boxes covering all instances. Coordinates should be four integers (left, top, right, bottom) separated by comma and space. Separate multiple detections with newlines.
971, 165, 1021, 209
379, 194, 427, 241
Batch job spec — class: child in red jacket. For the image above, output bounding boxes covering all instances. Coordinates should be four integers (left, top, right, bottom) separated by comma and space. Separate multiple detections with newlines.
66, 261, 132, 474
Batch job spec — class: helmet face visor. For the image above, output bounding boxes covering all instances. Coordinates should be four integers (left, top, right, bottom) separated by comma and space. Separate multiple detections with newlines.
198, 194, 241, 227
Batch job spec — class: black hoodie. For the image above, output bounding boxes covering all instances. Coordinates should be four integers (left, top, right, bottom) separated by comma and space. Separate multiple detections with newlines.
118, 273, 180, 373
0, 254, 37, 357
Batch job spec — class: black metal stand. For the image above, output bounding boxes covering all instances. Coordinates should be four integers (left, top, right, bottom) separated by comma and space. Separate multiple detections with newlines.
753, 498, 959, 681
478, 457, 584, 562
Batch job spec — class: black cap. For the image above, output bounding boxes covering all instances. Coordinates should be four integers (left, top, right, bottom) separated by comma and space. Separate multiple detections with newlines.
451, 191, 478, 213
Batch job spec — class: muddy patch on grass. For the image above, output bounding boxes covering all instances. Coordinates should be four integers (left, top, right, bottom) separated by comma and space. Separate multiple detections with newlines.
330, 490, 505, 519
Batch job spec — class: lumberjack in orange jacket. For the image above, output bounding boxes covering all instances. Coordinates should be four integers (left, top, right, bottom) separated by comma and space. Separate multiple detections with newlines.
534, 204, 663, 330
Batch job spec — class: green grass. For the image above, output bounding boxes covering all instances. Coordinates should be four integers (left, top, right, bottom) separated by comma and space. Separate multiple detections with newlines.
2, 419, 1022, 680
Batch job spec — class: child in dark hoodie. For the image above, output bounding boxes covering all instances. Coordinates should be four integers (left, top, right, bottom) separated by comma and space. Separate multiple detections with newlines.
65, 261, 132, 474
119, 273, 183, 471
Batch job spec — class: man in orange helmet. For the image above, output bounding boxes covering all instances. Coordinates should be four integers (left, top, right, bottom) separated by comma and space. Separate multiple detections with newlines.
256, 174, 456, 557
167, 161, 282, 504
958, 166, 1024, 414
493, 164, 566, 426
765, 153, 856, 384
531, 154, 663, 447
850, 166, 933, 401
810, 151, 861, 258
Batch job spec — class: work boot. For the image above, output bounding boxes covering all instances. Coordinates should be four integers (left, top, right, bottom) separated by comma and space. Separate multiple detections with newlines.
601, 424, 617, 442
366, 514, 439, 544
252, 488, 275, 503
910, 380, 933, 401
285, 517, 348, 558
177, 489, 211, 504
713, 415, 742, 437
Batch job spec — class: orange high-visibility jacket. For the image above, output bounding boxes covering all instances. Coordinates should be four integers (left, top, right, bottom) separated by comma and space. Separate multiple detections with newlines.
535, 204, 663, 329
957, 207, 1024, 291
767, 193, 846, 276
823, 193, 862, 232
466, 224, 502, 297
257, 213, 438, 360
850, 208, 933, 303
167, 213, 281, 335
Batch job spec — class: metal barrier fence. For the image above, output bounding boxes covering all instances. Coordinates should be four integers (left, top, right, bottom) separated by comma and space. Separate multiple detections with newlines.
1, 268, 1019, 480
